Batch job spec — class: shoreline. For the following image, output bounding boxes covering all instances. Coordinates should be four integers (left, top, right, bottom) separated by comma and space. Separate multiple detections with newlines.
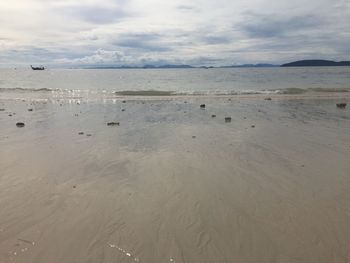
1, 91, 350, 103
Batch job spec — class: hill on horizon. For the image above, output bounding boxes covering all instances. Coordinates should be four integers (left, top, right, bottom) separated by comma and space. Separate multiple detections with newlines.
281, 60, 350, 67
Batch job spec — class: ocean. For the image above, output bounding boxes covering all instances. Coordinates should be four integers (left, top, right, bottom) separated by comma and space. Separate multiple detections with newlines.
1, 67, 350, 100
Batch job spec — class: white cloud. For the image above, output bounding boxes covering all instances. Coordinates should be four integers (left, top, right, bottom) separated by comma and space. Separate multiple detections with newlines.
0, 0, 349, 66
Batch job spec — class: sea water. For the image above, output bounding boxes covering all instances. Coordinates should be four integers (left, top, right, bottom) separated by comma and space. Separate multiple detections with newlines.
0, 67, 350, 100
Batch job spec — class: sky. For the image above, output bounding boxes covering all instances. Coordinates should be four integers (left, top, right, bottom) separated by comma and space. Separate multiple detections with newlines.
0, 0, 349, 67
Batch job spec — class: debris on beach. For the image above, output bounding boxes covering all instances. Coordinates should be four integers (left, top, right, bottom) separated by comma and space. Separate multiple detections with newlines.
200, 104, 206, 109
122, 100, 126, 103
251, 125, 255, 128
16, 122, 25, 128
107, 122, 120, 126
336, 103, 347, 109
86, 134, 92, 137
0, 109, 5, 111
265, 97, 272, 100
225, 117, 232, 123
28, 109, 33, 111
211, 114, 216, 118
121, 109, 125, 112
192, 136, 196, 139
78, 132, 84, 135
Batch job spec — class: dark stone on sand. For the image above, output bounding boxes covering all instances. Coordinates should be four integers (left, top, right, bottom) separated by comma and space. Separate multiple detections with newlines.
121, 109, 125, 112
107, 122, 120, 126
16, 122, 25, 128
211, 114, 216, 118
86, 134, 92, 137
265, 97, 272, 100
192, 136, 196, 139
200, 104, 206, 109
8, 114, 12, 117
73, 185, 76, 188
78, 132, 84, 135
122, 100, 126, 103
225, 117, 232, 123
251, 125, 255, 128
336, 103, 347, 109
0, 109, 5, 111
28, 109, 33, 111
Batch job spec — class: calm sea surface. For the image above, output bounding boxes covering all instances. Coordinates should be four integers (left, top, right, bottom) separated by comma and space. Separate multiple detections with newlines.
1, 67, 350, 99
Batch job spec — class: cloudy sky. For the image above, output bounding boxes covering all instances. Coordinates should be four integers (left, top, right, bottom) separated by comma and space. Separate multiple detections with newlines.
0, 0, 349, 67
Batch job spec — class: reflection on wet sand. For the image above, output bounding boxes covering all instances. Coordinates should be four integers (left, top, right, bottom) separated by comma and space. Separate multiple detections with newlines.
0, 95, 350, 263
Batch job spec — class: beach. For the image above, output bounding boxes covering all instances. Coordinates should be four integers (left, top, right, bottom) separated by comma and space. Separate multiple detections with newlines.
0, 94, 350, 262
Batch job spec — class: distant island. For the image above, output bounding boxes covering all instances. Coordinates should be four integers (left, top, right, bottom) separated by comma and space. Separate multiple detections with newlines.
221, 64, 278, 68
87, 63, 278, 69
281, 60, 350, 67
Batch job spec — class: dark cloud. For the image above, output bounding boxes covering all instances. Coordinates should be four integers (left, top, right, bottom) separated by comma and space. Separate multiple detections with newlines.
202, 35, 231, 45
58, 5, 128, 24
240, 13, 323, 38
113, 33, 172, 52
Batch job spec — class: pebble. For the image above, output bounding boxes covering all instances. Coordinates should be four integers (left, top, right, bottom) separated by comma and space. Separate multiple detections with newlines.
211, 114, 216, 118
336, 103, 347, 109
107, 122, 120, 126
200, 104, 205, 109
28, 109, 33, 111
16, 122, 25, 128
78, 132, 84, 135
225, 117, 232, 123
265, 97, 272, 100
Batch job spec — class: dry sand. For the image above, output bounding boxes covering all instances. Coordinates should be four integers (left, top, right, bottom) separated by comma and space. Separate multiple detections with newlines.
1, 95, 350, 263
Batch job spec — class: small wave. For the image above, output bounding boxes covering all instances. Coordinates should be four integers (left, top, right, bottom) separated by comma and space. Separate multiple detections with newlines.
115, 90, 175, 96
0, 87, 55, 92
308, 87, 350, 93
273, 87, 350, 94
275, 88, 307, 94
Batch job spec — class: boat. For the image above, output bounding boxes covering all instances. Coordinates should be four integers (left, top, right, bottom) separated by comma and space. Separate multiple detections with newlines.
30, 65, 45, 70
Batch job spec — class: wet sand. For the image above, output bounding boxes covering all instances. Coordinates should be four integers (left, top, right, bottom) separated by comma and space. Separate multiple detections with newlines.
1, 95, 350, 263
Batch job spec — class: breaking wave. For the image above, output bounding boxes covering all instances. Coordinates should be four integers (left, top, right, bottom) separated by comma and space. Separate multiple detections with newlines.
0, 87, 55, 92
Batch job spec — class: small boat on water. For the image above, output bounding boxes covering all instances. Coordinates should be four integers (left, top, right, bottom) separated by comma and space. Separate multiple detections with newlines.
30, 65, 45, 70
